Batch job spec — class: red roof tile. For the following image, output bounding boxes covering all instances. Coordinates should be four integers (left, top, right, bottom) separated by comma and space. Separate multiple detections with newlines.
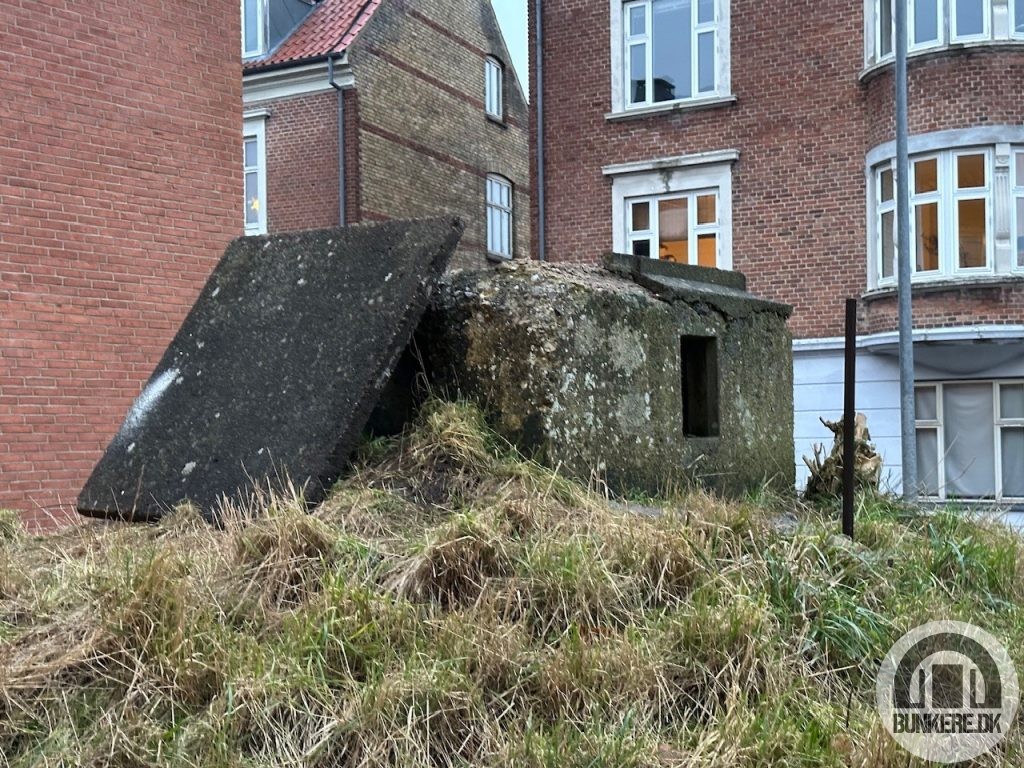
244, 0, 382, 70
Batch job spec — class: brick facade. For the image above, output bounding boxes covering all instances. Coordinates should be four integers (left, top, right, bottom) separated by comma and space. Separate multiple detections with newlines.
245, 0, 530, 269
530, 1, 1024, 340
1, 0, 240, 527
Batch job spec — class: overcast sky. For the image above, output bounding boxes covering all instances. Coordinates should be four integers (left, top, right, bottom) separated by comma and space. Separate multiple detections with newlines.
492, 0, 528, 96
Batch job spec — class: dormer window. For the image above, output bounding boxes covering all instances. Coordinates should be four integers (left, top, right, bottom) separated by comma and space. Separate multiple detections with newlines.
485, 56, 504, 120
242, 0, 267, 58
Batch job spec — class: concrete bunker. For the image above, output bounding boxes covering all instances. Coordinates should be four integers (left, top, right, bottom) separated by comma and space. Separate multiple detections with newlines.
414, 254, 795, 496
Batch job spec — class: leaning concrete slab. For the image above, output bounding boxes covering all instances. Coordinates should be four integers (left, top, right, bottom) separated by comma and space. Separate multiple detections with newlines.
78, 218, 464, 522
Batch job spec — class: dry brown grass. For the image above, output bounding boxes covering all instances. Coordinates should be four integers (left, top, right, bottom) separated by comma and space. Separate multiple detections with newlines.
1, 401, 1023, 767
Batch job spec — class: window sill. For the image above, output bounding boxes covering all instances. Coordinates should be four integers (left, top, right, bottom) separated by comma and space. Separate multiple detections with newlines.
486, 251, 513, 263
605, 95, 737, 122
863, 273, 1024, 301
486, 114, 508, 129
860, 40, 1024, 84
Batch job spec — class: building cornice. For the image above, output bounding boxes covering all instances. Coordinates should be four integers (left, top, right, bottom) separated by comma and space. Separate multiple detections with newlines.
243, 57, 353, 105
602, 149, 740, 177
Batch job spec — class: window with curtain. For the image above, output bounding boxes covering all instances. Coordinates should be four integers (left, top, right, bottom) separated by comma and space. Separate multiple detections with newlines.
873, 148, 994, 285
627, 190, 720, 267
915, 381, 1024, 501
243, 117, 267, 235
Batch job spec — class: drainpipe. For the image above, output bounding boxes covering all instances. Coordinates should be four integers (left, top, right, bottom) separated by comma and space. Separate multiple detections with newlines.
328, 54, 346, 227
534, 0, 546, 262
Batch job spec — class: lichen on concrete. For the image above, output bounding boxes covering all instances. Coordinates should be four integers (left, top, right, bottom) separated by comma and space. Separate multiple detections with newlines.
420, 256, 794, 497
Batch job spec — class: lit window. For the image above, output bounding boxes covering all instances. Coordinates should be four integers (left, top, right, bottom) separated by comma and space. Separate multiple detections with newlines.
623, 0, 722, 108
243, 117, 267, 235
242, 0, 267, 58
486, 175, 513, 259
872, 148, 994, 284
627, 191, 720, 267
485, 57, 503, 120
915, 381, 1024, 501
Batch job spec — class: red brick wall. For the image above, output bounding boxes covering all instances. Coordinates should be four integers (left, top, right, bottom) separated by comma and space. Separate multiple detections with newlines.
530, 1, 1024, 340
0, 0, 240, 527
262, 90, 343, 233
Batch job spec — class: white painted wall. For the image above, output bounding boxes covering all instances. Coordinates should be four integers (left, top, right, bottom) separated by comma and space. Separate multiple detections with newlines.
794, 349, 902, 492
793, 334, 1024, 495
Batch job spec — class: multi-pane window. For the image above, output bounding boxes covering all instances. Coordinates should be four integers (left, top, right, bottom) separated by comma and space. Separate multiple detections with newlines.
627, 191, 720, 267
915, 381, 1024, 501
873, 149, 992, 283
624, 0, 719, 108
242, 0, 266, 57
485, 57, 503, 119
243, 118, 267, 236
1015, 151, 1024, 269
486, 175, 513, 259
870, 0, 1019, 62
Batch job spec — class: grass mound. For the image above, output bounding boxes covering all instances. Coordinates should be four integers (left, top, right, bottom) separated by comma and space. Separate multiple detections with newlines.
2, 401, 1023, 767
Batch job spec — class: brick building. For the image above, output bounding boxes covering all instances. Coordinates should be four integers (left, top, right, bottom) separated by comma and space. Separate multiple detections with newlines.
531, 0, 1024, 503
1, 0, 241, 526
241, 0, 530, 267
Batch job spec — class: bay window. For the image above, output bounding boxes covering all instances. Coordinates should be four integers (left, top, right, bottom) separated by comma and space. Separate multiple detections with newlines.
872, 148, 995, 284
915, 381, 1024, 501
620, 0, 726, 109
868, 0, 1021, 64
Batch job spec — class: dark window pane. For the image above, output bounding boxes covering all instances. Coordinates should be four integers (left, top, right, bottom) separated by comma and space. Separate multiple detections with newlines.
881, 210, 895, 278
632, 239, 652, 258
630, 43, 647, 103
880, 0, 893, 55
1002, 384, 1024, 419
631, 201, 651, 232
697, 32, 715, 93
652, 0, 691, 101
880, 168, 894, 202
1003, 429, 1024, 497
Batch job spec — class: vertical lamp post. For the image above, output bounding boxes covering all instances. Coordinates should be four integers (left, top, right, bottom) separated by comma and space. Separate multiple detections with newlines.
895, 0, 918, 502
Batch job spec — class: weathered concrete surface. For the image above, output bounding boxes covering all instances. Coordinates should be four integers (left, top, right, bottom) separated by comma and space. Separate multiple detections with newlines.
78, 219, 464, 521
420, 256, 794, 496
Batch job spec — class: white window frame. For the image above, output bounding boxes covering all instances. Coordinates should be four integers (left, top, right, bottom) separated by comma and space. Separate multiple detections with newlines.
868, 0, 1020, 65
242, 0, 267, 58
915, 380, 1024, 502
950, 0, 991, 42
626, 191, 721, 267
871, 148, 995, 287
486, 174, 513, 259
607, 152, 736, 271
485, 56, 504, 120
243, 116, 268, 236
1014, 150, 1024, 272
610, 0, 731, 114
876, 166, 896, 281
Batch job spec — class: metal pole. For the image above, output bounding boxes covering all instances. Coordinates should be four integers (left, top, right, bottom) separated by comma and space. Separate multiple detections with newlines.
534, 0, 546, 262
843, 299, 857, 539
895, 0, 917, 502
